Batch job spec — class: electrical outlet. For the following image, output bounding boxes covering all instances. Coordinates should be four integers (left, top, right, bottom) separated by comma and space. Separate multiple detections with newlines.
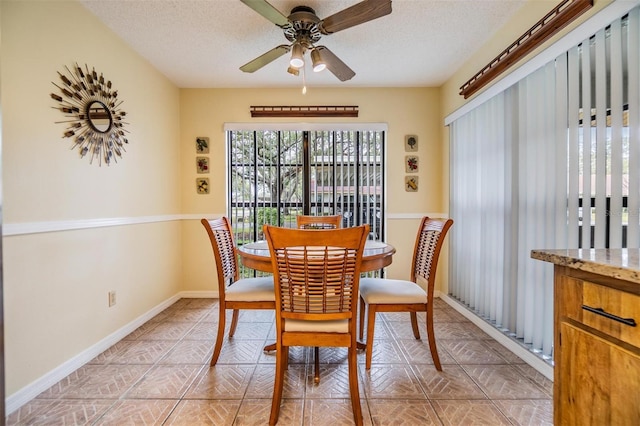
108, 291, 116, 307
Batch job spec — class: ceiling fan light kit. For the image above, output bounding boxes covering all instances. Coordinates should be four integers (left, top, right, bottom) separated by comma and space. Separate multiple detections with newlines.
290, 43, 305, 68
240, 0, 392, 82
311, 49, 326, 72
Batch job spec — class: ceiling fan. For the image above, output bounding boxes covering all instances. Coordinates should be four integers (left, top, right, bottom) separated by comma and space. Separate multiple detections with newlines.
239, 0, 392, 81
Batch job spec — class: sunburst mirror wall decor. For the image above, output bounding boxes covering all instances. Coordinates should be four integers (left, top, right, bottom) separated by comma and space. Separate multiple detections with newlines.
50, 63, 129, 165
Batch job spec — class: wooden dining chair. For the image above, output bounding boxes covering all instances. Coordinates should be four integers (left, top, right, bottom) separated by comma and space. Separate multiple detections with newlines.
296, 214, 341, 383
201, 217, 275, 366
358, 217, 453, 370
296, 214, 342, 229
264, 224, 369, 426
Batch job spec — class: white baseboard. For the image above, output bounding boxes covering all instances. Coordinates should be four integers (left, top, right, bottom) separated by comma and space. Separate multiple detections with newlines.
5, 290, 218, 415
438, 293, 554, 381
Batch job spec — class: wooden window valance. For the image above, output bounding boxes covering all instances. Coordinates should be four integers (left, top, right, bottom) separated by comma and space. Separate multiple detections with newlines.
250, 105, 358, 118
459, 0, 593, 99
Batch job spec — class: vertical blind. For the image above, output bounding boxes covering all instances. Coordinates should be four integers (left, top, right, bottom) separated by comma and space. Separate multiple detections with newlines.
449, 6, 639, 360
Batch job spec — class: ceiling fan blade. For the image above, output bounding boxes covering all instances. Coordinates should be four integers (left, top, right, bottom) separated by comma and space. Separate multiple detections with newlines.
240, 0, 289, 27
240, 45, 290, 73
316, 46, 355, 82
319, 0, 392, 35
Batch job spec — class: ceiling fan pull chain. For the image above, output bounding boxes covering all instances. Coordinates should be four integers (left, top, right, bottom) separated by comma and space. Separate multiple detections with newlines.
302, 65, 307, 95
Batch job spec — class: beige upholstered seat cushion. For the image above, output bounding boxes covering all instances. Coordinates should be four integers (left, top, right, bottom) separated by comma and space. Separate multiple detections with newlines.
359, 278, 427, 304
284, 319, 349, 333
225, 277, 275, 301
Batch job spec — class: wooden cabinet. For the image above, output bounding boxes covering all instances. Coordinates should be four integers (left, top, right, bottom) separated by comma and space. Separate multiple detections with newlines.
553, 265, 640, 425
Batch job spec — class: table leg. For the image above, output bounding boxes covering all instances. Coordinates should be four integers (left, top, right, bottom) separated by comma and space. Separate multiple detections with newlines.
314, 347, 320, 384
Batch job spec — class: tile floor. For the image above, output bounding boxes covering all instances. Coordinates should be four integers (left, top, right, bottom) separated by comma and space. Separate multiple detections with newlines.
7, 298, 553, 425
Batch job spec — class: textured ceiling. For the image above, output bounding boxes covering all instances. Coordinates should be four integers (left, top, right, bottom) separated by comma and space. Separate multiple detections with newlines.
80, 0, 528, 89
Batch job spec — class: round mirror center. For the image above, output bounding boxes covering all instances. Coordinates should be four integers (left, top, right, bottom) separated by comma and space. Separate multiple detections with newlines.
86, 101, 112, 133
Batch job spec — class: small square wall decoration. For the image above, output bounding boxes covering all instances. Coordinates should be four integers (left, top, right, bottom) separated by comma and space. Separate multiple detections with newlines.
405, 135, 418, 152
196, 157, 209, 173
405, 176, 418, 192
196, 137, 209, 153
197, 178, 209, 194
405, 155, 418, 173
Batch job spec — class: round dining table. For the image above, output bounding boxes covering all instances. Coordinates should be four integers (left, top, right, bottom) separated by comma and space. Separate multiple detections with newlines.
237, 239, 396, 273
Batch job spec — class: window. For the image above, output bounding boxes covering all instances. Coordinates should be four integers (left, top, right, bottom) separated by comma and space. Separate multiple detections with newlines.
573, 17, 634, 248
227, 127, 385, 245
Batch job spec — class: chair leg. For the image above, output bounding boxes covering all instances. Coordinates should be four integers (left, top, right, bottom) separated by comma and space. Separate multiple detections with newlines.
228, 309, 240, 338
426, 310, 442, 371
210, 305, 226, 366
269, 343, 287, 425
314, 346, 320, 384
347, 345, 363, 426
284, 346, 290, 370
365, 305, 377, 370
359, 297, 365, 341
410, 312, 421, 339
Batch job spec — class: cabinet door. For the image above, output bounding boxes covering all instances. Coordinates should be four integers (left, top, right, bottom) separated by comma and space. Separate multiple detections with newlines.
558, 322, 640, 425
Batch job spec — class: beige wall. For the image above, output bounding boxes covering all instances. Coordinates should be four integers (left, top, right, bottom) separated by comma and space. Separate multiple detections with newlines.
1, 0, 446, 399
2, 0, 181, 396
179, 87, 445, 293
3, 0, 614, 406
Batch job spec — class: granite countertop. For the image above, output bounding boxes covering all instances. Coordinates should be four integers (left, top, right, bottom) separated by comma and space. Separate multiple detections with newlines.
531, 248, 640, 284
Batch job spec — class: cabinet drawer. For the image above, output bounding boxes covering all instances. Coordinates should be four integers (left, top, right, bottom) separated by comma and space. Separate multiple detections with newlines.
581, 281, 640, 348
